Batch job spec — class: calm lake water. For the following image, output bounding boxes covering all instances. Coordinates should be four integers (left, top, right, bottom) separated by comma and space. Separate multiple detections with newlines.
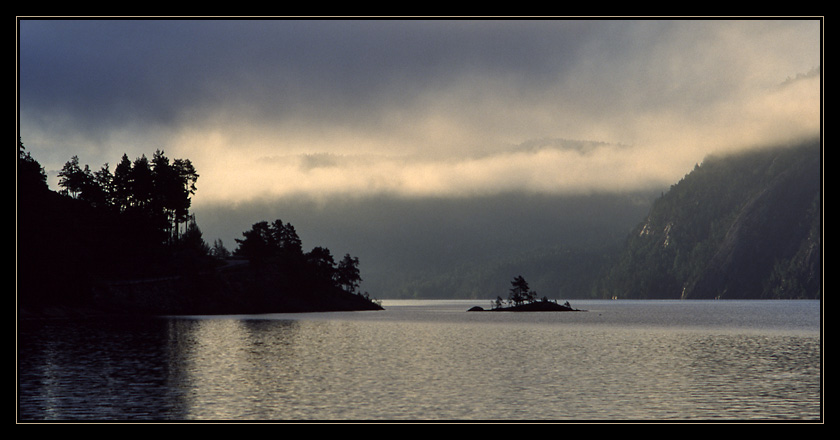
18, 300, 822, 421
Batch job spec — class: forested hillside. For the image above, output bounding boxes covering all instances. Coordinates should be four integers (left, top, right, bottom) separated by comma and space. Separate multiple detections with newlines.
387, 140, 821, 301
597, 139, 821, 299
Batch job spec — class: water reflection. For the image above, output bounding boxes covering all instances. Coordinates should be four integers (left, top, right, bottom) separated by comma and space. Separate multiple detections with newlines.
18, 301, 822, 421
163, 319, 300, 419
19, 318, 188, 420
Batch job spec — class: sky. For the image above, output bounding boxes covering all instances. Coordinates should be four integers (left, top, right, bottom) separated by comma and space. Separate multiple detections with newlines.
18, 18, 822, 295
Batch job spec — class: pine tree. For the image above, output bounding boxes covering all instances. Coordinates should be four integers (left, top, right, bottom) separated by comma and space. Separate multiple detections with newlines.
509, 275, 531, 306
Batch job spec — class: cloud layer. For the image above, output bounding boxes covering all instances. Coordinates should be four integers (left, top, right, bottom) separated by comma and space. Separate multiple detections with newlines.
18, 19, 822, 296
19, 19, 821, 206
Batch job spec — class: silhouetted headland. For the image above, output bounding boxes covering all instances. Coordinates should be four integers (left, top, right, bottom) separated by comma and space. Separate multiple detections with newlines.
18, 140, 383, 319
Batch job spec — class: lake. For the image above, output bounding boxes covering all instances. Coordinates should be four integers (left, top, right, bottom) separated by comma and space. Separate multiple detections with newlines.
17, 299, 822, 421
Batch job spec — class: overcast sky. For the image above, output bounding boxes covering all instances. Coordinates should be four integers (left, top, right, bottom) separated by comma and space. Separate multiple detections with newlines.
19, 19, 821, 200
17, 18, 822, 292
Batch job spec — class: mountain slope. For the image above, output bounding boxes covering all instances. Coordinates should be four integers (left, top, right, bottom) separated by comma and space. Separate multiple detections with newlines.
600, 139, 821, 299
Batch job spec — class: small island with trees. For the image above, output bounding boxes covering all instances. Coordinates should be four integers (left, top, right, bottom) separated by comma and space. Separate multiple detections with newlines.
468, 275, 584, 312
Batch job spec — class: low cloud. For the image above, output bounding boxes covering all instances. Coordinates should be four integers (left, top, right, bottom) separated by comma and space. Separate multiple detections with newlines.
20, 19, 821, 207
180, 138, 676, 207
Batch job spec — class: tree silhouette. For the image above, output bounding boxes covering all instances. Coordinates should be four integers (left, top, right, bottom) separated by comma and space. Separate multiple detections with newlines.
493, 296, 505, 309
130, 154, 154, 210
18, 138, 47, 192
336, 254, 362, 294
112, 154, 133, 211
234, 219, 307, 267
234, 221, 275, 262
169, 156, 199, 239
55, 150, 200, 246
172, 217, 211, 272
211, 239, 231, 258
150, 150, 199, 241
270, 219, 303, 257
91, 163, 114, 208
234, 219, 367, 296
57, 155, 86, 199
508, 275, 532, 306
307, 246, 337, 282
57, 156, 111, 208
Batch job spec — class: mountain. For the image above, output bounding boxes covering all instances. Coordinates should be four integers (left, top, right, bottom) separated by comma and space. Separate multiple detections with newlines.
374, 140, 821, 301
598, 139, 821, 299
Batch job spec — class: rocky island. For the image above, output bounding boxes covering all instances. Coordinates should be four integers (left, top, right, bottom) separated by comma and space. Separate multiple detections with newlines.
468, 299, 583, 312
467, 276, 585, 312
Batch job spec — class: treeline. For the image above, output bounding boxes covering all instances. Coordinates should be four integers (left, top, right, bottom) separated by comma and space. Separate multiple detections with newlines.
18, 139, 216, 312
233, 219, 376, 302
18, 138, 380, 315
56, 150, 198, 244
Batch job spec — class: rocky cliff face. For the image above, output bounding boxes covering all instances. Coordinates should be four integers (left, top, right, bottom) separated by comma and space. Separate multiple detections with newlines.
603, 139, 821, 299
686, 148, 821, 299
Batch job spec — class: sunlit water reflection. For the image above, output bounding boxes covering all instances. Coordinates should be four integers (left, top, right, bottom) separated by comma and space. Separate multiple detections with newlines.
18, 300, 821, 421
